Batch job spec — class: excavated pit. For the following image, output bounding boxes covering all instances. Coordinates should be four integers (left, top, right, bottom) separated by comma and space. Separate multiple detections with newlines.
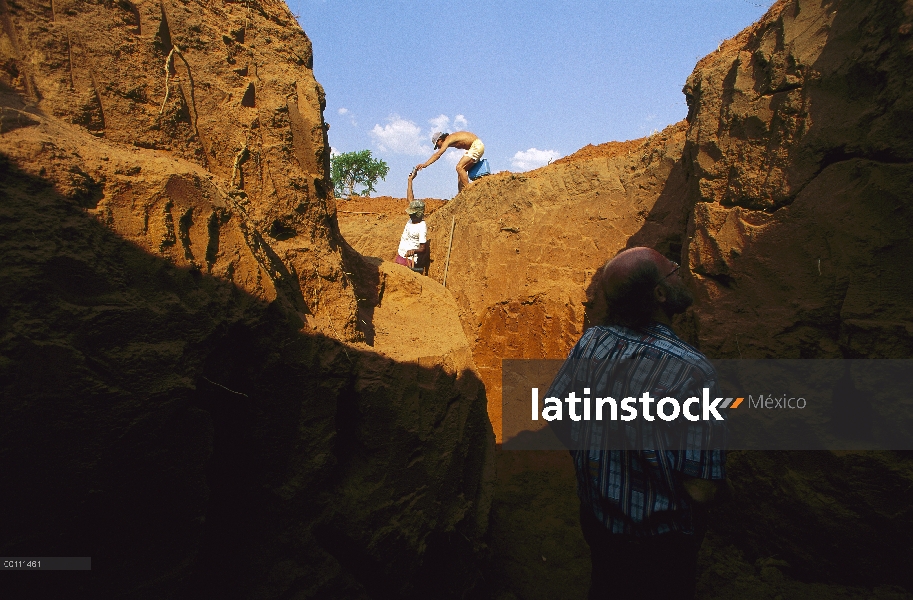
340, 0, 913, 596
3, 0, 913, 597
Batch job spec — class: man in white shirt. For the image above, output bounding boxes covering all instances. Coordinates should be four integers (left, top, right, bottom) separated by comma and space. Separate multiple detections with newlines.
394, 170, 427, 269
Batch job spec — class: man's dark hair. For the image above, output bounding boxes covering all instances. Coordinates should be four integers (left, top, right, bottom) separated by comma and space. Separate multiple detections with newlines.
604, 261, 662, 328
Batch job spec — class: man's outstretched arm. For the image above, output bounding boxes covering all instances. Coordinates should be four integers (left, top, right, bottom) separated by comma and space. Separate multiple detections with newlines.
415, 142, 449, 171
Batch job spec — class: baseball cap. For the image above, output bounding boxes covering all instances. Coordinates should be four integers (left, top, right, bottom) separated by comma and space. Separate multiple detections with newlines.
431, 132, 445, 147
405, 199, 425, 215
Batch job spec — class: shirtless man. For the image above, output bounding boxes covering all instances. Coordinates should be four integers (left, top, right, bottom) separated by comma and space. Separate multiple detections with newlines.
415, 131, 484, 192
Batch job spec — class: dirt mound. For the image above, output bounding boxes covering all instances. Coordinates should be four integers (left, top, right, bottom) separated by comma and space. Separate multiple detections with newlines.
554, 137, 643, 163
338, 195, 446, 226
341, 121, 690, 438
2, 0, 359, 337
0, 0, 493, 598
683, 0, 913, 359
678, 0, 913, 590
338, 195, 447, 214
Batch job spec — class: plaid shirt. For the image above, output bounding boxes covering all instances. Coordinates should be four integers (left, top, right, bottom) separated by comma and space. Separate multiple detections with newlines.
546, 322, 726, 536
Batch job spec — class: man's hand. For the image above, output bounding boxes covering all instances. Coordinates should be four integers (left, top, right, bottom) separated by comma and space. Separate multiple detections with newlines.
414, 164, 425, 172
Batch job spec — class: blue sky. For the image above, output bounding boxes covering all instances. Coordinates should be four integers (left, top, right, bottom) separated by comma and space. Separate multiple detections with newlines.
289, 0, 772, 199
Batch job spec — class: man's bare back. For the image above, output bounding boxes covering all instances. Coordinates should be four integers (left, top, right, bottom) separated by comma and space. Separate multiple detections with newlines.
437, 131, 478, 150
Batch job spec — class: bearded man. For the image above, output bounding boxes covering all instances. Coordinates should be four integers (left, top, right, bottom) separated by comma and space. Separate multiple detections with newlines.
546, 247, 727, 599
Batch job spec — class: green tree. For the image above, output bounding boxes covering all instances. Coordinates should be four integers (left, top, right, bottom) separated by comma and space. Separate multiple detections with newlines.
330, 150, 389, 198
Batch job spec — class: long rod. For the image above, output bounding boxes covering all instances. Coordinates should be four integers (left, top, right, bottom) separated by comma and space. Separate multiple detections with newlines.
442, 216, 455, 288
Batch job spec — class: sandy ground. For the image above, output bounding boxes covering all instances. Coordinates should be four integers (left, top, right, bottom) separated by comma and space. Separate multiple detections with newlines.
337, 195, 448, 217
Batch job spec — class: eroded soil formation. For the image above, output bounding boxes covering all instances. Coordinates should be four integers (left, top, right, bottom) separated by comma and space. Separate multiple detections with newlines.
1, 0, 493, 598
3, 0, 913, 598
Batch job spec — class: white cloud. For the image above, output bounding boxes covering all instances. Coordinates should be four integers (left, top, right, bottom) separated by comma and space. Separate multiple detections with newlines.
337, 107, 357, 126
428, 114, 450, 133
330, 146, 339, 156
427, 114, 469, 137
511, 148, 562, 170
370, 115, 430, 156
